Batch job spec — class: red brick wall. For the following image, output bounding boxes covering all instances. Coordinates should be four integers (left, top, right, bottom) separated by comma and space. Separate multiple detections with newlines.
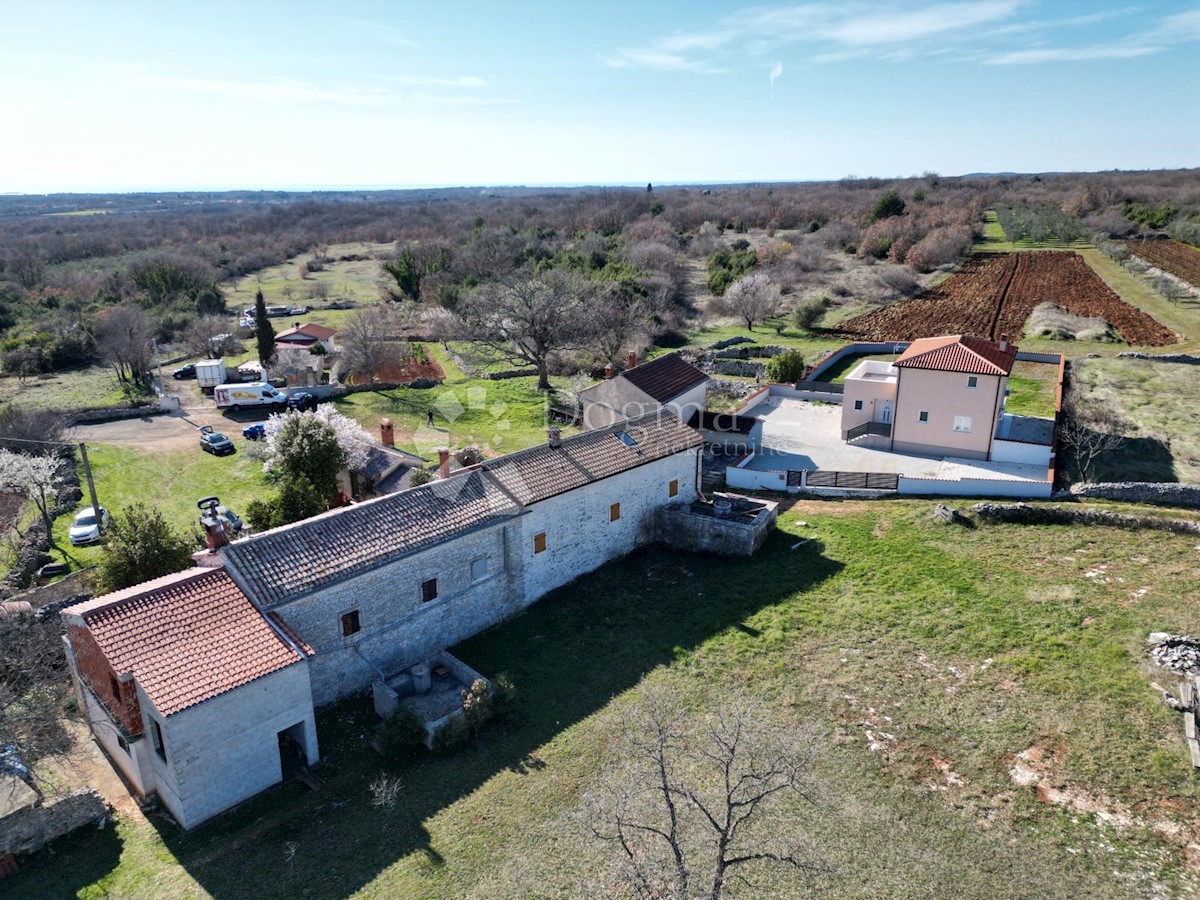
68, 624, 143, 736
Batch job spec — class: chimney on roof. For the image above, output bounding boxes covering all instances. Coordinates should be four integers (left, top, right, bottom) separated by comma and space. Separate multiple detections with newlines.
626, 351, 637, 370
380, 418, 395, 447
547, 427, 561, 448
999, 333, 1008, 352
437, 447, 451, 480
604, 362, 614, 379
294, 322, 300, 329
198, 498, 230, 551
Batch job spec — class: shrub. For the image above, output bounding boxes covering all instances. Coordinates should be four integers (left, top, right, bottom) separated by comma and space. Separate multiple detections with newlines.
380, 704, 426, 762
409, 468, 435, 487
766, 349, 806, 383
791, 298, 828, 331
99, 503, 195, 591
866, 189, 905, 224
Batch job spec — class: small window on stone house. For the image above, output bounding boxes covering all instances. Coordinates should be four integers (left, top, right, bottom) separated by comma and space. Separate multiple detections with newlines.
471, 558, 487, 581
854, 400, 863, 410
117, 734, 129, 753
151, 720, 167, 761
534, 532, 547, 554
610, 502, 621, 522
421, 578, 439, 603
967, 375, 978, 389
341, 610, 361, 637
669, 479, 679, 498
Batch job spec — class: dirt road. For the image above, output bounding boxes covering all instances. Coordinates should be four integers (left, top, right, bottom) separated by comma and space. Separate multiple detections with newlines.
69, 409, 258, 452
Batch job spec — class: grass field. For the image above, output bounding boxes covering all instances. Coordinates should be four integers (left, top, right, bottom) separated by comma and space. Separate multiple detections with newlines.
0, 367, 131, 413
36, 443, 271, 574
972, 210, 1093, 253
1071, 356, 1200, 484
13, 498, 1200, 898
222, 241, 394, 314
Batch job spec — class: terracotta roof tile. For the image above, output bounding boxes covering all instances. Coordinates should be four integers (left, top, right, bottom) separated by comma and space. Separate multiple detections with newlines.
63, 568, 305, 717
619, 353, 708, 403
894, 335, 1017, 376
276, 322, 337, 342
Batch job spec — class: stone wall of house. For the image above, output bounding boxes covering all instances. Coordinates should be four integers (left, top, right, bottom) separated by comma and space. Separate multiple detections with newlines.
0, 789, 108, 856
274, 449, 699, 707
141, 661, 317, 830
273, 523, 521, 707
518, 450, 700, 598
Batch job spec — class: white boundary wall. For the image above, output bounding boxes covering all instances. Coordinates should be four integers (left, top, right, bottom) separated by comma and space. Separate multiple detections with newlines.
991, 439, 1053, 467
897, 475, 1052, 498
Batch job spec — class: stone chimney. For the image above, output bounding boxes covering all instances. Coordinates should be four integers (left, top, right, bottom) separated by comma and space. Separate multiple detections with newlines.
437, 447, 451, 479
199, 498, 230, 551
547, 427, 561, 448
999, 333, 1009, 352
604, 362, 615, 379
380, 418, 395, 447
626, 351, 637, 370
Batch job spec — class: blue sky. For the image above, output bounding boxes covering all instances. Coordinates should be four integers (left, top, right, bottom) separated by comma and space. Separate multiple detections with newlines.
2, 1, 1197, 192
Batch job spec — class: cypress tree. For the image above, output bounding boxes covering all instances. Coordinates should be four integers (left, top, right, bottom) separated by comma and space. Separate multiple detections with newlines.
254, 289, 276, 368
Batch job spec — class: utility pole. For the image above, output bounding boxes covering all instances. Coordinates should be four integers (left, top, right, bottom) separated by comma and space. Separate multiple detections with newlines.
78, 442, 102, 529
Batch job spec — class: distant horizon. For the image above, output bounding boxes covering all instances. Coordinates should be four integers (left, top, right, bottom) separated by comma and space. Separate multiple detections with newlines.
4, 166, 1198, 199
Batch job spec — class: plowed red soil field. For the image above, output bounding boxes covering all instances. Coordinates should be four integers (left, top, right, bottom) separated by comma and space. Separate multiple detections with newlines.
839, 251, 1176, 346
1125, 239, 1200, 289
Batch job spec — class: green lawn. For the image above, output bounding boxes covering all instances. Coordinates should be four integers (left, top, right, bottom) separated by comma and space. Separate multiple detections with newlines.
13, 499, 1200, 898
39, 443, 272, 574
1005, 360, 1061, 419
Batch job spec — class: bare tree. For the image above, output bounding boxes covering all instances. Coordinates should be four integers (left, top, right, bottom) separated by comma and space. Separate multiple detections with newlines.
339, 306, 408, 385
1059, 387, 1128, 482
718, 273, 781, 331
586, 685, 823, 899
94, 305, 154, 388
182, 314, 238, 358
0, 450, 67, 542
272, 345, 317, 384
458, 270, 597, 391
0, 609, 77, 796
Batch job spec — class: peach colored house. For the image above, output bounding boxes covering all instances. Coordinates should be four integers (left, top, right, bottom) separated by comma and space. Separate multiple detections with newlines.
841, 335, 1017, 461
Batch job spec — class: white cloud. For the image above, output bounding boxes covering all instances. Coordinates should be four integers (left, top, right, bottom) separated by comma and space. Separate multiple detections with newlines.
823, 1, 1021, 46
985, 44, 1161, 65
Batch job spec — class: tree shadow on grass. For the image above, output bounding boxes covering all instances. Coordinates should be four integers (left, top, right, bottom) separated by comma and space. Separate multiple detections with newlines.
1089, 434, 1175, 484
6, 819, 123, 897
98, 534, 842, 899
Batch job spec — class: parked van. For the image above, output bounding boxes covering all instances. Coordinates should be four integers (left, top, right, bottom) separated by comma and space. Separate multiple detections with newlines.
213, 382, 288, 410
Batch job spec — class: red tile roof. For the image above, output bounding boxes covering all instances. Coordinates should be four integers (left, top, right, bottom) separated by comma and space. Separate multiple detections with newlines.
619, 353, 708, 403
276, 322, 337, 342
894, 335, 1017, 376
63, 568, 307, 717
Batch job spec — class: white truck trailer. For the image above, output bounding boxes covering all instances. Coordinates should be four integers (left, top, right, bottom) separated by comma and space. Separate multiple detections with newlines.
213, 382, 288, 410
195, 359, 227, 391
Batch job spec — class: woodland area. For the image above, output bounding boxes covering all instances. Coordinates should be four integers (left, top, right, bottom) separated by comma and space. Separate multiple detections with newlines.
0, 169, 1198, 389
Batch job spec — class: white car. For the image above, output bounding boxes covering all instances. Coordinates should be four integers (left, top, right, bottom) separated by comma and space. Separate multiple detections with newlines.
68, 507, 110, 546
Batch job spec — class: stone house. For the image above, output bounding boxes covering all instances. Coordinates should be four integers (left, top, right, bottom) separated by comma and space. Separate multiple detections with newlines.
61, 568, 317, 830
841, 334, 1019, 461
578, 353, 709, 430
64, 411, 708, 825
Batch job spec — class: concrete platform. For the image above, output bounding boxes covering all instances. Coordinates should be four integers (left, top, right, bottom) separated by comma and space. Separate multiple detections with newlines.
745, 398, 1047, 483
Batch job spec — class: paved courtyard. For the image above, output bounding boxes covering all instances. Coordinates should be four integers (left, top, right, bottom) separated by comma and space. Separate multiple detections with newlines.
743, 398, 1048, 483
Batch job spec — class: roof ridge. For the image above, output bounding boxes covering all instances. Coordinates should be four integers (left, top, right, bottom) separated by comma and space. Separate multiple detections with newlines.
64, 567, 221, 619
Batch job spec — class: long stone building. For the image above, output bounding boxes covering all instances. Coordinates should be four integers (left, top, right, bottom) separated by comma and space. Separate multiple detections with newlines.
63, 411, 714, 828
